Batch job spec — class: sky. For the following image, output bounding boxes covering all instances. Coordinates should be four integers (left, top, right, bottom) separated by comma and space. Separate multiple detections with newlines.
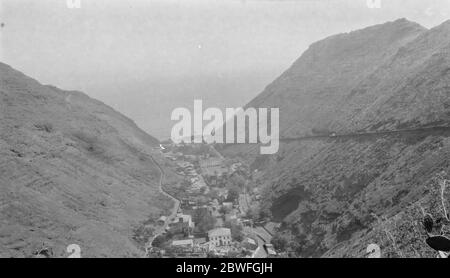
1, 0, 450, 139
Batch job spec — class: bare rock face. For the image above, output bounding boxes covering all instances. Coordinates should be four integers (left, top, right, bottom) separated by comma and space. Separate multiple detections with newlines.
223, 19, 450, 257
0, 63, 173, 257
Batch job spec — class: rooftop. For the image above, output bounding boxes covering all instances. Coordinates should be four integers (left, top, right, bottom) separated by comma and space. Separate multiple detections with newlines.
172, 239, 194, 246
208, 228, 231, 238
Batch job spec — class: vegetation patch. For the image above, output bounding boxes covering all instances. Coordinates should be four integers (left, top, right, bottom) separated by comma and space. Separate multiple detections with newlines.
271, 185, 311, 221
34, 122, 54, 133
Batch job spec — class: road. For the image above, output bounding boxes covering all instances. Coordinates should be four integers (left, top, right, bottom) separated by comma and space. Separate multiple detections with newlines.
210, 144, 225, 159
238, 193, 251, 215
238, 187, 270, 258
144, 156, 180, 257
243, 225, 272, 258
280, 126, 450, 143
252, 235, 268, 258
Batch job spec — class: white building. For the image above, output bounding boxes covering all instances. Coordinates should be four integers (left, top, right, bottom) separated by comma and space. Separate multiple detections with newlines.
208, 228, 232, 247
222, 202, 233, 209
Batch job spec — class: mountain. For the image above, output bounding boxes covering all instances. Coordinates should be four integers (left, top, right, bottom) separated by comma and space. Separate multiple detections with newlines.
221, 19, 450, 257
0, 62, 173, 257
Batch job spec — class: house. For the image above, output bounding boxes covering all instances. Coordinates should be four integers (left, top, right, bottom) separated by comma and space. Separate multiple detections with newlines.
157, 216, 167, 225
209, 199, 219, 207
229, 162, 243, 174
208, 228, 232, 247
209, 206, 221, 218
172, 239, 194, 248
241, 237, 258, 251
193, 237, 207, 246
181, 199, 198, 209
222, 202, 233, 210
169, 221, 191, 235
214, 217, 224, 228
217, 189, 229, 200
241, 219, 253, 227
200, 158, 228, 178
200, 158, 223, 169
168, 213, 195, 235
191, 177, 199, 183
225, 213, 238, 223
175, 213, 195, 229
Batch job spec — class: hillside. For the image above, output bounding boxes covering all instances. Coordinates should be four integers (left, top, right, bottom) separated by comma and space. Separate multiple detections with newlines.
221, 19, 450, 257
0, 62, 174, 258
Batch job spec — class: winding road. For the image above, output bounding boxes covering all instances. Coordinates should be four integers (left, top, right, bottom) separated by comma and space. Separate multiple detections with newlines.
144, 156, 180, 257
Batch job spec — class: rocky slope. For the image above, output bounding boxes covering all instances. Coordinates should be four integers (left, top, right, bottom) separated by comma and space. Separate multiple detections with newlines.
222, 19, 450, 257
0, 62, 174, 257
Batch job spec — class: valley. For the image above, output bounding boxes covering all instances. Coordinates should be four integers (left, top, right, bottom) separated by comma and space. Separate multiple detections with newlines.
1, 17, 450, 258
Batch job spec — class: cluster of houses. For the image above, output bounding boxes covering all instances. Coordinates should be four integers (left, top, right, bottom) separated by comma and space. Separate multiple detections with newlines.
174, 160, 208, 194
150, 195, 260, 257
200, 158, 228, 179
161, 227, 259, 258
152, 142, 272, 258
167, 227, 237, 256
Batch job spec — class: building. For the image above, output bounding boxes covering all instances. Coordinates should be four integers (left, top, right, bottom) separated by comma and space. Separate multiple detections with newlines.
193, 237, 207, 246
200, 158, 228, 178
168, 213, 195, 235
217, 189, 229, 201
175, 213, 195, 229
225, 212, 238, 223
157, 216, 167, 225
208, 228, 232, 247
222, 202, 233, 210
241, 237, 258, 251
172, 239, 194, 248
200, 158, 223, 169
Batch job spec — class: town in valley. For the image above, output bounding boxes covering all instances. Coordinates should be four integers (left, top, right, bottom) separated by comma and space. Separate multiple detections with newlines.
140, 141, 281, 258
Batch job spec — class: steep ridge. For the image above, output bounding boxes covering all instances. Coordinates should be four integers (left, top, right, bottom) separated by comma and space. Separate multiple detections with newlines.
0, 63, 173, 257
222, 19, 450, 257
249, 19, 429, 137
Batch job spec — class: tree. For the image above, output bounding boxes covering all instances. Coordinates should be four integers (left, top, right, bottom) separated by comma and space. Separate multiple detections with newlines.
246, 207, 260, 222
230, 174, 246, 188
207, 189, 220, 200
259, 208, 272, 221
152, 234, 168, 248
224, 221, 244, 242
219, 205, 231, 215
193, 208, 217, 234
271, 233, 288, 252
207, 251, 219, 258
226, 185, 240, 203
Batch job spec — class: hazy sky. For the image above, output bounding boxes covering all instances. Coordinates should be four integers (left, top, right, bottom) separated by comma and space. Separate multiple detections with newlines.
1, 0, 450, 139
